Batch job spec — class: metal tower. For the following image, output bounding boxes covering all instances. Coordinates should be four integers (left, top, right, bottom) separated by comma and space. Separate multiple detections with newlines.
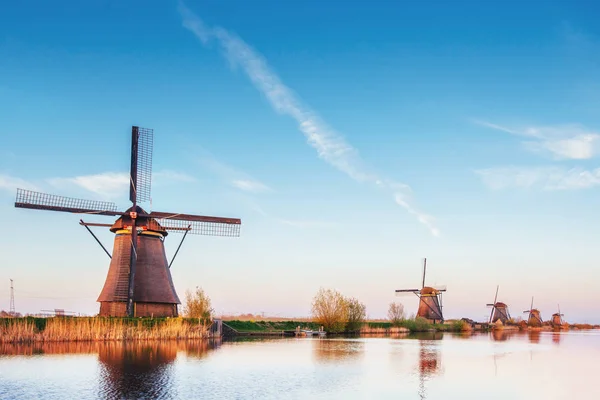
9, 279, 15, 316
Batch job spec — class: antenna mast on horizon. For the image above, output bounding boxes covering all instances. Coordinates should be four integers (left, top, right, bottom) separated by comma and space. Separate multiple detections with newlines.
9, 279, 15, 316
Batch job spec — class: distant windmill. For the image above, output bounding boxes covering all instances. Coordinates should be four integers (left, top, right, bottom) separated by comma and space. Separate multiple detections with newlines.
523, 297, 543, 327
14, 126, 241, 318
395, 258, 447, 323
486, 285, 511, 324
551, 304, 565, 327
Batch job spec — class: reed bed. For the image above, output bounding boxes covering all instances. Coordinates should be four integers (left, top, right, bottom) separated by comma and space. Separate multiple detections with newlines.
0, 317, 212, 343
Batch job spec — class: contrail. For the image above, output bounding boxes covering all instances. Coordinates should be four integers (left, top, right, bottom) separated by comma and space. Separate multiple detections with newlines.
178, 3, 439, 237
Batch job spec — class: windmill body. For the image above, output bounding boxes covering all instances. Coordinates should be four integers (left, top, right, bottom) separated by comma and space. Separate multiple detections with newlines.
523, 297, 543, 327
551, 304, 564, 327
395, 258, 446, 324
97, 207, 181, 317
14, 126, 241, 318
486, 286, 511, 324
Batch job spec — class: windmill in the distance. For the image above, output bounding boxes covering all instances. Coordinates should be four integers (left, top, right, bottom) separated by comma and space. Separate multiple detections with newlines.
395, 258, 447, 324
486, 285, 511, 324
523, 297, 543, 327
15, 126, 241, 318
551, 304, 565, 327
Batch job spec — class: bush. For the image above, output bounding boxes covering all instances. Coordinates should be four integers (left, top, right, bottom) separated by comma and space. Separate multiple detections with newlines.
345, 297, 366, 332
311, 288, 348, 333
387, 302, 405, 326
183, 287, 213, 322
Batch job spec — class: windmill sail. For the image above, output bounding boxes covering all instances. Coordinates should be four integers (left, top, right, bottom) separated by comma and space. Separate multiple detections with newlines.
14, 125, 242, 319
129, 126, 153, 204
15, 189, 120, 216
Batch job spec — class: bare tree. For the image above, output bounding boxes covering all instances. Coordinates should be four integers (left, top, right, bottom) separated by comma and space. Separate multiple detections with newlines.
388, 302, 405, 326
312, 288, 348, 333
345, 297, 366, 332
183, 287, 214, 321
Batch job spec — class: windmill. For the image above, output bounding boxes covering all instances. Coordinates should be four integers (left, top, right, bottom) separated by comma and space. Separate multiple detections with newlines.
486, 285, 511, 324
551, 304, 564, 327
523, 297, 543, 327
14, 126, 241, 318
395, 258, 446, 323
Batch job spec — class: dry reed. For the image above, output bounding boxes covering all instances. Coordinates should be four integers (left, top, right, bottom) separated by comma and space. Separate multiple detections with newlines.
0, 317, 212, 344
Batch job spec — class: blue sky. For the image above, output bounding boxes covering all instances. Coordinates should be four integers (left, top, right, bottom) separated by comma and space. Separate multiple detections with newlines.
1, 0, 599, 322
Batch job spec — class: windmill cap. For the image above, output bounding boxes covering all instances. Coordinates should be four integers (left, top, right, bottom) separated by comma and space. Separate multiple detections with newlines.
110, 206, 168, 236
420, 286, 439, 295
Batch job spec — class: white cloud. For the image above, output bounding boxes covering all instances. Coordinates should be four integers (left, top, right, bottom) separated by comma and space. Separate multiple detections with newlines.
0, 174, 38, 193
48, 172, 129, 199
231, 179, 271, 193
474, 120, 600, 160
179, 3, 439, 237
197, 151, 272, 194
476, 166, 600, 190
153, 170, 196, 183
277, 219, 339, 229
48, 170, 195, 199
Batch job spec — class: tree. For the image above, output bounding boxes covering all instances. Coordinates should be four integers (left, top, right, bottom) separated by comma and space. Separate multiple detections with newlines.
311, 288, 348, 333
183, 287, 214, 321
345, 297, 366, 332
387, 302, 405, 326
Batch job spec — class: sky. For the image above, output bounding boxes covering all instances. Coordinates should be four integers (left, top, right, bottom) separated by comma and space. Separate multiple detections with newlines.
1, 0, 599, 323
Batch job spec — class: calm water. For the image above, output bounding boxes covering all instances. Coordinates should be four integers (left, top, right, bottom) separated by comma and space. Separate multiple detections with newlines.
1, 330, 598, 399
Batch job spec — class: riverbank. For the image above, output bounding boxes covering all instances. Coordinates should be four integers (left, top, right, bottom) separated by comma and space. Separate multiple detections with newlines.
0, 317, 213, 343
223, 318, 473, 336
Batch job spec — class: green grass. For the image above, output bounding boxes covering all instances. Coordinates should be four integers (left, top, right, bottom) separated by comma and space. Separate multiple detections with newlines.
224, 320, 320, 332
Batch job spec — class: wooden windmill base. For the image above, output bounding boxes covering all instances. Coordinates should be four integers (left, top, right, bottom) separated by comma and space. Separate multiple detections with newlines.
99, 301, 178, 318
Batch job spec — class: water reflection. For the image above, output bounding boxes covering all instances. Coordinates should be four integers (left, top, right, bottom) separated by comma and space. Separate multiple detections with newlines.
312, 338, 364, 363
551, 332, 561, 345
415, 333, 442, 400
99, 340, 219, 399
528, 331, 541, 344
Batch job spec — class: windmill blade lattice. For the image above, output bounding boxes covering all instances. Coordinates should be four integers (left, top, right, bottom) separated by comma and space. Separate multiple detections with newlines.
130, 126, 153, 204
15, 188, 120, 216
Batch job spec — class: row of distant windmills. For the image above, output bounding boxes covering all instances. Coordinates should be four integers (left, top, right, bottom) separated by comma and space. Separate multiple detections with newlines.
395, 258, 566, 327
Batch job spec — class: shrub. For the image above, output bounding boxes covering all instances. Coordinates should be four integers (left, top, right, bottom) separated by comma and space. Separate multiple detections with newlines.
345, 297, 366, 332
183, 287, 213, 322
311, 288, 348, 333
387, 302, 405, 326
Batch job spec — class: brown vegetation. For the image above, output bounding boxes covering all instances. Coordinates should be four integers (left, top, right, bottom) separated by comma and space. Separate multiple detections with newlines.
183, 287, 213, 320
387, 302, 405, 326
0, 317, 212, 343
311, 288, 366, 333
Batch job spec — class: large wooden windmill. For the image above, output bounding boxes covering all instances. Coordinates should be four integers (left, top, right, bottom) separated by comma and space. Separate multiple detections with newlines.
14, 126, 241, 318
395, 258, 446, 323
523, 297, 543, 327
486, 285, 511, 324
551, 304, 565, 327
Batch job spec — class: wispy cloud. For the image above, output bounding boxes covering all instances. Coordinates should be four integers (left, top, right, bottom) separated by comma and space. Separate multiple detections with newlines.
0, 174, 38, 193
473, 120, 600, 160
48, 172, 128, 199
197, 151, 272, 193
231, 179, 271, 193
48, 170, 195, 199
476, 166, 600, 190
179, 3, 438, 236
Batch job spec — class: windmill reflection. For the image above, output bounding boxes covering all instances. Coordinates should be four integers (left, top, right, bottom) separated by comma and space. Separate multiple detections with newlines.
98, 340, 219, 398
415, 332, 442, 400
491, 329, 509, 342
528, 331, 541, 344
551, 332, 561, 345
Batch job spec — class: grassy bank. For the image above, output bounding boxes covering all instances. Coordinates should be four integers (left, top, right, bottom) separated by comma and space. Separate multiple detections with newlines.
224, 320, 320, 332
0, 317, 212, 343
224, 318, 471, 334
365, 319, 472, 333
